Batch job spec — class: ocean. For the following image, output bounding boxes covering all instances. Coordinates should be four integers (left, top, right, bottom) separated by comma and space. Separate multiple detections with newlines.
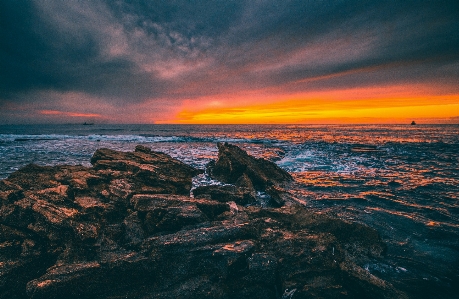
1, 124, 458, 297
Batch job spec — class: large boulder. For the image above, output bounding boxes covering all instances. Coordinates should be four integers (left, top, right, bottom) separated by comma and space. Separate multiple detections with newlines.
207, 142, 292, 191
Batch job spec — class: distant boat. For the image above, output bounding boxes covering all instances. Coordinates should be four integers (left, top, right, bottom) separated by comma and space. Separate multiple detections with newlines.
411, 121, 416, 125
83, 122, 94, 125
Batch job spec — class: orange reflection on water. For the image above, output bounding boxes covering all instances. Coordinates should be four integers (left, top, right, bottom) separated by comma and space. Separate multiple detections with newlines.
426, 221, 439, 227
292, 172, 357, 188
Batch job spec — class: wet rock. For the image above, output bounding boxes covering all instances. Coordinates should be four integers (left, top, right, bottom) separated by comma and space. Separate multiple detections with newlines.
0, 145, 406, 299
0, 189, 23, 202
123, 211, 145, 246
246, 253, 278, 283
130, 194, 232, 234
192, 184, 256, 205
266, 185, 289, 207
0, 223, 56, 299
235, 173, 255, 189
73, 196, 112, 213
207, 142, 292, 190
91, 146, 202, 195
26, 262, 102, 299
6, 164, 88, 192
132, 194, 229, 220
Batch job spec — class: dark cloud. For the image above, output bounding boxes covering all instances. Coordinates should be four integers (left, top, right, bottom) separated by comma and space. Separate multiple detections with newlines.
207, 0, 459, 89
1, 0, 458, 121
0, 0, 162, 101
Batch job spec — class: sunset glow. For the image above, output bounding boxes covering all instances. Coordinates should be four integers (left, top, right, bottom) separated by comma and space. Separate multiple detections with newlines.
161, 86, 459, 124
1, 1, 458, 124
40, 110, 103, 118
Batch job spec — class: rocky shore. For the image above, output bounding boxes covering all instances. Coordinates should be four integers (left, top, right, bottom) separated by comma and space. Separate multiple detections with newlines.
0, 143, 407, 298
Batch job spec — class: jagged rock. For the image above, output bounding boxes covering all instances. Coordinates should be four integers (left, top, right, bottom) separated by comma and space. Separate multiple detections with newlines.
130, 194, 230, 234
122, 211, 145, 246
0, 223, 56, 299
91, 145, 202, 195
26, 262, 103, 299
0, 145, 407, 299
207, 142, 293, 190
6, 164, 88, 192
266, 185, 292, 207
235, 173, 255, 189
192, 185, 256, 205
131, 194, 229, 221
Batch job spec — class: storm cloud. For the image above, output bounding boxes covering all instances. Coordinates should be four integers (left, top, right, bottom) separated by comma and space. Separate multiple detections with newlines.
1, 0, 458, 123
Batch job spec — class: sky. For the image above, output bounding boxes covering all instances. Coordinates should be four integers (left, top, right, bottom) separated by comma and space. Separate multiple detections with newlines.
1, 0, 459, 124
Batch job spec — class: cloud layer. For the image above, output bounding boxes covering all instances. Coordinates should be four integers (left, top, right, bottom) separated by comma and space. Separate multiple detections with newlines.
1, 0, 458, 123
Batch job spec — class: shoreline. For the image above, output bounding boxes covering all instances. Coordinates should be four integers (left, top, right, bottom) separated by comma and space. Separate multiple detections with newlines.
1, 143, 410, 299
0, 139, 459, 298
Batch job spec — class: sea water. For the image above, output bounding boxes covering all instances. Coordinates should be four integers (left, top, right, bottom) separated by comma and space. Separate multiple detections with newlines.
1, 124, 458, 297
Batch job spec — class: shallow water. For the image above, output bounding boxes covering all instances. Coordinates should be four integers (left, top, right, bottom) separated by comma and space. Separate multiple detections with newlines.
1, 124, 458, 297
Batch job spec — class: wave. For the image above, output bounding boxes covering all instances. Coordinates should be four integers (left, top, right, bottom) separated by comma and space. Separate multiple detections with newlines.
1, 134, 277, 145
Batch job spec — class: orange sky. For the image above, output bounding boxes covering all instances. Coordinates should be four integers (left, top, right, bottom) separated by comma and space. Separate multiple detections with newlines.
156, 84, 459, 124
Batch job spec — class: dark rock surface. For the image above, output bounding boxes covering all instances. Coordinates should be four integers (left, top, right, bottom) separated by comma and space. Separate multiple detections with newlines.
192, 185, 256, 205
0, 144, 407, 298
207, 142, 293, 190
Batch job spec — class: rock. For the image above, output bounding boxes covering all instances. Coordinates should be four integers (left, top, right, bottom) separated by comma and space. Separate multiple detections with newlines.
266, 185, 288, 207
130, 194, 232, 234
122, 211, 145, 246
246, 253, 278, 283
235, 173, 255, 189
192, 185, 256, 205
91, 146, 202, 195
26, 262, 102, 299
207, 142, 292, 190
0, 145, 407, 299
6, 164, 88, 192
131, 194, 229, 221
0, 223, 56, 299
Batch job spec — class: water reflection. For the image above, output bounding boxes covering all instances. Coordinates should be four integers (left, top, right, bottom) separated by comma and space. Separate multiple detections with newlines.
1, 124, 458, 297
